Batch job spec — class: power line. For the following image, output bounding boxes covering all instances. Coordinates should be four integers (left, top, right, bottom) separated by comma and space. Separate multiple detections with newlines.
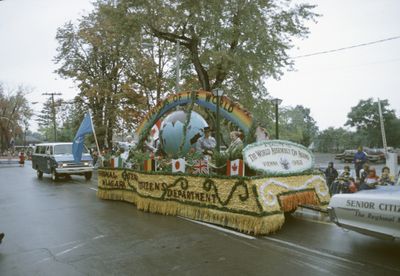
292, 35, 400, 59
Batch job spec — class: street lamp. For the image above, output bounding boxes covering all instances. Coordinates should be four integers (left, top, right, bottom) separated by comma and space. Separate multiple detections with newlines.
212, 88, 224, 152
271, 98, 282, 139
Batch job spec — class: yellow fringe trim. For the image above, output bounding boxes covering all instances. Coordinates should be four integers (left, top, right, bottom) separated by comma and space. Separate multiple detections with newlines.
278, 191, 318, 212
97, 189, 285, 235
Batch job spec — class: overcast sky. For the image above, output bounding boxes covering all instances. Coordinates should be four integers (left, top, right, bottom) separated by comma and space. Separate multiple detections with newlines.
1, 0, 399, 132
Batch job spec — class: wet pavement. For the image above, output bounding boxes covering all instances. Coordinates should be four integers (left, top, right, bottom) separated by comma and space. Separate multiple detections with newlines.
1, 160, 399, 275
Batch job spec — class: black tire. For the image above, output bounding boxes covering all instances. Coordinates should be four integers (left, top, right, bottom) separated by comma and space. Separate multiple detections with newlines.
85, 172, 92, 181
37, 170, 43, 178
51, 169, 58, 181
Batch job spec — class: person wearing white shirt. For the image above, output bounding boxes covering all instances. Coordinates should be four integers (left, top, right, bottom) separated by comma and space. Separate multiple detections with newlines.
196, 127, 216, 156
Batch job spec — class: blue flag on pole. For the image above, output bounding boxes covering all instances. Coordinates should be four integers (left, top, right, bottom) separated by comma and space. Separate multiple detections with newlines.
72, 112, 93, 163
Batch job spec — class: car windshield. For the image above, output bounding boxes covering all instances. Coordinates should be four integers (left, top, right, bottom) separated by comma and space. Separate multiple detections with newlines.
54, 144, 89, 155
54, 144, 72, 154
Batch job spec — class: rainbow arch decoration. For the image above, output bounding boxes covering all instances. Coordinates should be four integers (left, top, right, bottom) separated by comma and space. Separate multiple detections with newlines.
136, 90, 254, 138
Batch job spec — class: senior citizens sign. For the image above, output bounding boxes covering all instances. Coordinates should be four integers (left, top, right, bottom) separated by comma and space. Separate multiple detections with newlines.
243, 140, 314, 175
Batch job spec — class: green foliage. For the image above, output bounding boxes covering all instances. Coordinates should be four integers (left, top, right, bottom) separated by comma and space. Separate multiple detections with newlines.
0, 83, 33, 151
279, 105, 319, 146
315, 127, 357, 153
345, 98, 399, 148
54, 0, 318, 148
244, 121, 257, 146
36, 98, 81, 142
55, 2, 157, 148
122, 0, 318, 103
127, 149, 151, 170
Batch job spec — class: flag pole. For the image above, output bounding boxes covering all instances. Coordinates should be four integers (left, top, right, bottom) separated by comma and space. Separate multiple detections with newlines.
88, 111, 101, 157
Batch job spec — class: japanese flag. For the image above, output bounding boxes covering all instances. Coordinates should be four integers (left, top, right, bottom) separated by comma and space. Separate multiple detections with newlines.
172, 158, 185, 173
227, 159, 244, 176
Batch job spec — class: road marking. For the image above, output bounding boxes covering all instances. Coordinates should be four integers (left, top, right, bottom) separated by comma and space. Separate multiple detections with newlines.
56, 242, 86, 256
89, 187, 98, 191
178, 217, 256, 240
36, 235, 106, 264
292, 259, 331, 274
263, 236, 364, 266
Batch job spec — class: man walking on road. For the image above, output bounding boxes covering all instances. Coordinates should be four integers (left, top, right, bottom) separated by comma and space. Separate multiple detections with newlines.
354, 146, 367, 179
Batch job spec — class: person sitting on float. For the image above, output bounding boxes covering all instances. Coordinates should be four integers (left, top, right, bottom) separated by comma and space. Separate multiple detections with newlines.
324, 162, 338, 194
196, 126, 216, 158
224, 130, 244, 160
359, 163, 370, 183
378, 166, 395, 186
331, 166, 355, 194
359, 167, 380, 190
255, 126, 270, 141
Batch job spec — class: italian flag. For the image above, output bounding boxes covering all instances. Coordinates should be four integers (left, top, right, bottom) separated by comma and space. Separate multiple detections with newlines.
143, 159, 157, 171
110, 157, 123, 168
172, 158, 185, 173
226, 159, 244, 176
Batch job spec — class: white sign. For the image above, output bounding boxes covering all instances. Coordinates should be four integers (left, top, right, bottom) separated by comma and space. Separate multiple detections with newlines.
243, 140, 314, 175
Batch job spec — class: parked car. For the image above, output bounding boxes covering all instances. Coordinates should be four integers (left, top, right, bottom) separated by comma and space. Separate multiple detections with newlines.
32, 142, 93, 181
328, 186, 400, 240
334, 150, 357, 163
364, 148, 386, 163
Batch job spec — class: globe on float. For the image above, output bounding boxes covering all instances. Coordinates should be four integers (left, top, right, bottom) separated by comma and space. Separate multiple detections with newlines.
160, 110, 208, 157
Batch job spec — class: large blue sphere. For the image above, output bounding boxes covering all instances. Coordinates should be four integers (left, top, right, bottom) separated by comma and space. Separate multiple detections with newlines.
160, 110, 208, 157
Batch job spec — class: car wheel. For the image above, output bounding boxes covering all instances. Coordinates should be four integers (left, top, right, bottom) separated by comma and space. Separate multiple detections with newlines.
37, 170, 43, 178
85, 172, 92, 181
51, 170, 58, 181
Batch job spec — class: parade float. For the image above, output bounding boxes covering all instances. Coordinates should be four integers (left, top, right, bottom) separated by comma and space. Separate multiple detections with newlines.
97, 90, 330, 235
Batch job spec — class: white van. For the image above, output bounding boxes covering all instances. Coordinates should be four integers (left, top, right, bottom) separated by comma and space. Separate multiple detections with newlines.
31, 142, 93, 181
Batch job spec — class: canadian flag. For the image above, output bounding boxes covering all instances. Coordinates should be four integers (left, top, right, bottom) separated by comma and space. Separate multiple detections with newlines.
172, 158, 186, 173
226, 159, 244, 176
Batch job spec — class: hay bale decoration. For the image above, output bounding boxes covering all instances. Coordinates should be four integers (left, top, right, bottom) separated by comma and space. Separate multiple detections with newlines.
97, 169, 329, 235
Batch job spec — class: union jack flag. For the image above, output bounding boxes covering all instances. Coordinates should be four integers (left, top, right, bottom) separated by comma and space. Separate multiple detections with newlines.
192, 159, 209, 174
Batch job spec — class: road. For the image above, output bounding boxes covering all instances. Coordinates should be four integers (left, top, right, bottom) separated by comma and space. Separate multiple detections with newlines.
1, 162, 399, 275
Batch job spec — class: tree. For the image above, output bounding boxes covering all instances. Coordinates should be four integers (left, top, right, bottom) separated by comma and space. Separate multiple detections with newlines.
0, 83, 33, 151
315, 127, 356, 153
123, 0, 318, 104
55, 0, 318, 146
279, 105, 318, 146
55, 3, 152, 148
345, 98, 398, 148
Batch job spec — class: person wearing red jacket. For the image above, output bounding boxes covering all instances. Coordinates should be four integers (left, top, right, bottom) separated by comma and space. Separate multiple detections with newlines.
19, 152, 25, 167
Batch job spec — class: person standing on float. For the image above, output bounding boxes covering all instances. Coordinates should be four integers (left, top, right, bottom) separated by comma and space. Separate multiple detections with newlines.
196, 127, 216, 158
353, 146, 367, 179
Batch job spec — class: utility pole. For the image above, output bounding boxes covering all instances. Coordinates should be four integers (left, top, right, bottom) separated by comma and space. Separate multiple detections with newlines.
42, 93, 62, 142
378, 98, 388, 155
